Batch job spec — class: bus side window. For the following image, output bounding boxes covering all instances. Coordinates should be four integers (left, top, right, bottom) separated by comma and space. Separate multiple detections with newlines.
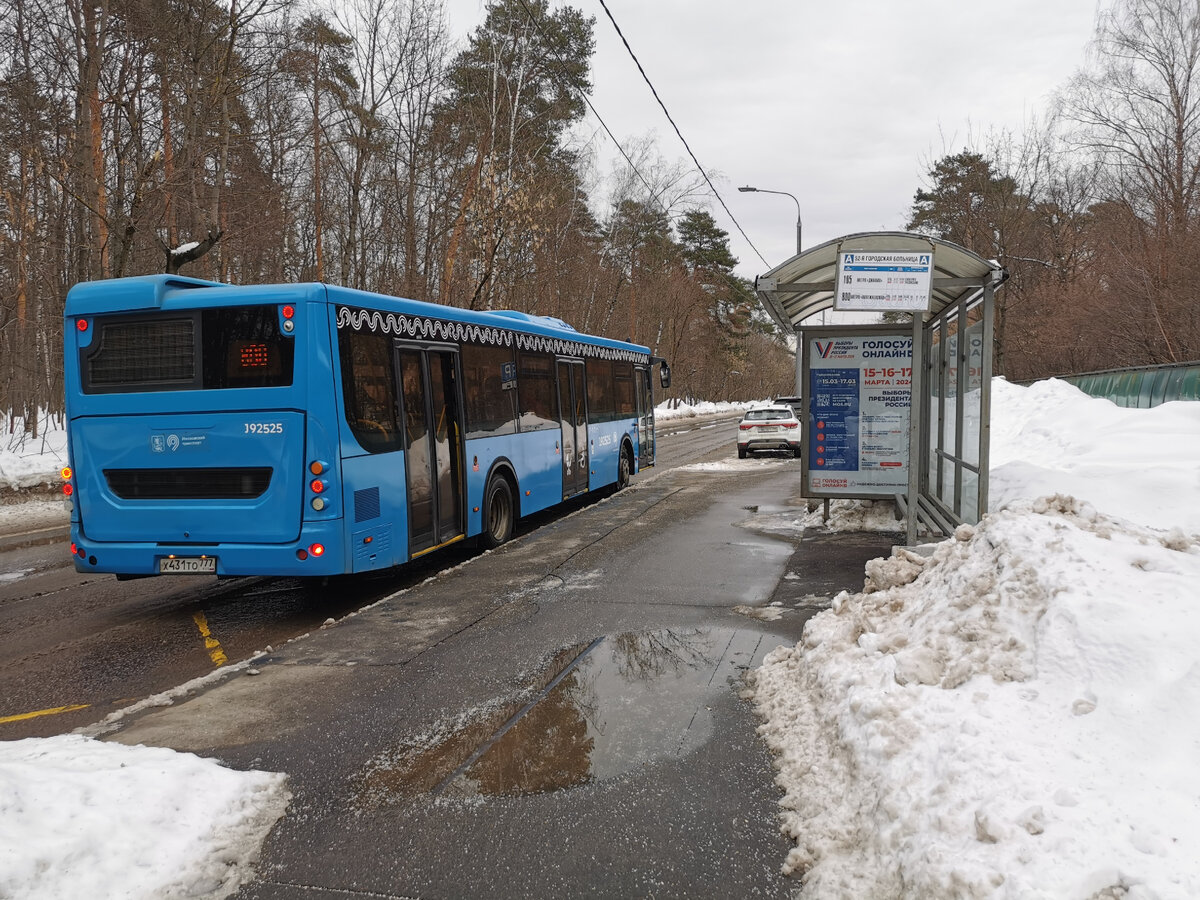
613, 361, 635, 418
517, 351, 557, 431
337, 327, 402, 453
587, 360, 616, 424
462, 343, 518, 438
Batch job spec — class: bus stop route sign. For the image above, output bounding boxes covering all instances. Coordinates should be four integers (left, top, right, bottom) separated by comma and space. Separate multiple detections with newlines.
835, 251, 933, 311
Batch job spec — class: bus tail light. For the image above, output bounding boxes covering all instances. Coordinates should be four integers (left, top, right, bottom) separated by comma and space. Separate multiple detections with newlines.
281, 304, 295, 333
309, 543, 325, 557
307, 461, 331, 513
61, 466, 75, 505
76, 318, 88, 332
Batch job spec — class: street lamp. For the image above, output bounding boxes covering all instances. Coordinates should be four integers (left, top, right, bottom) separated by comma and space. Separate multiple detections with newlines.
738, 185, 802, 255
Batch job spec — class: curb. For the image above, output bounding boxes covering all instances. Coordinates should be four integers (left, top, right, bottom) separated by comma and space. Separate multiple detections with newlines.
0, 524, 70, 554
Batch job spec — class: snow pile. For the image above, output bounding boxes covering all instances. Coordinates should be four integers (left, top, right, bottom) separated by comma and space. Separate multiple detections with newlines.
679, 457, 793, 474
655, 399, 756, 420
754, 378, 1200, 898
0, 414, 67, 491
989, 378, 1200, 532
798, 498, 903, 534
0, 735, 289, 900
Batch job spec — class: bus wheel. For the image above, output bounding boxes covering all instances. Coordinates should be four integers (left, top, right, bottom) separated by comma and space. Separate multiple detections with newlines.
482, 475, 514, 549
617, 445, 633, 490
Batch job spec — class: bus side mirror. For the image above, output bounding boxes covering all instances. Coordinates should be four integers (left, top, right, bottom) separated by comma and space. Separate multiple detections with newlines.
659, 362, 671, 389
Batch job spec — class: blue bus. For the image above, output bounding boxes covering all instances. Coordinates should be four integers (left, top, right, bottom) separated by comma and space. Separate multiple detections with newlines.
62, 275, 669, 578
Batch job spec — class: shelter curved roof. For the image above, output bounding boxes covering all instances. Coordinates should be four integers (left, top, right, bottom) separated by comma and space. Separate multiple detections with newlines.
754, 231, 1006, 331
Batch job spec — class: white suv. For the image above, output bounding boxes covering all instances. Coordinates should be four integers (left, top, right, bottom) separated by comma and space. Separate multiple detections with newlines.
737, 405, 802, 458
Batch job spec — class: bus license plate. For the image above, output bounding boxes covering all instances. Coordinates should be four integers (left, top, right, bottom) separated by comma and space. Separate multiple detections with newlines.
158, 556, 217, 574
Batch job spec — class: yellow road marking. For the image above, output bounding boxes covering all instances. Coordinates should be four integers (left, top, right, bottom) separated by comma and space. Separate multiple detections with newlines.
0, 704, 90, 725
192, 611, 228, 667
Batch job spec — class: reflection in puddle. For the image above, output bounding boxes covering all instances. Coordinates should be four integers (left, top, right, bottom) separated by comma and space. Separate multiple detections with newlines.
357, 627, 776, 804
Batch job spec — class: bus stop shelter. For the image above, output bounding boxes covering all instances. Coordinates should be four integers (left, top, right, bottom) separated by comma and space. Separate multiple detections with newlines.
752, 231, 1007, 545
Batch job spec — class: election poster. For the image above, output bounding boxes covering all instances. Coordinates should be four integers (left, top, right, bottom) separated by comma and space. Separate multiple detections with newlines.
804, 329, 912, 497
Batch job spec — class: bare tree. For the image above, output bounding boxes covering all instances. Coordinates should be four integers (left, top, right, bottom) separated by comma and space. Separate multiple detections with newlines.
1060, 0, 1200, 362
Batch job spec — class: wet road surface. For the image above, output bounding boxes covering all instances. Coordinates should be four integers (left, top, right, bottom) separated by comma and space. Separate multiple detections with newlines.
98, 431, 898, 899
0, 416, 740, 739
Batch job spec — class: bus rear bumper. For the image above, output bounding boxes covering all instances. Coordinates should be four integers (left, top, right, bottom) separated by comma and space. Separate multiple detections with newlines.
69, 521, 347, 577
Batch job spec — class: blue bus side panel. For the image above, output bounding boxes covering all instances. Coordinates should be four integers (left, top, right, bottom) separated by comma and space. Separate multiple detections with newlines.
587, 419, 637, 490
340, 450, 407, 571
463, 429, 562, 520
515, 429, 564, 515
464, 437, 504, 536
72, 412, 306, 544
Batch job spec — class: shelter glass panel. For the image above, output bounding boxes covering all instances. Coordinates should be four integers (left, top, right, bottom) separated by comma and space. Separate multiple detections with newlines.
938, 313, 962, 510
963, 318, 985, 467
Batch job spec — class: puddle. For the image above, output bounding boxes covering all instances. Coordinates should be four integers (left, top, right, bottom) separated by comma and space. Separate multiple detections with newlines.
357, 627, 780, 803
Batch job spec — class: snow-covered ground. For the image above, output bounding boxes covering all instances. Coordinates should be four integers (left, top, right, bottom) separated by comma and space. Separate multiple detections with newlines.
654, 397, 759, 420
0, 413, 67, 492
2, 380, 1198, 899
0, 413, 71, 535
0, 737, 288, 899
753, 378, 1200, 898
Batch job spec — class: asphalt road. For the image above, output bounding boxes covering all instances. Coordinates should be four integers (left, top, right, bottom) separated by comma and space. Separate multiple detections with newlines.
3, 413, 898, 897
0, 415, 741, 739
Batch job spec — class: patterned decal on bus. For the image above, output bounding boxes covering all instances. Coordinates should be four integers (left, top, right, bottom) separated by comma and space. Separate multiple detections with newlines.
336, 306, 648, 365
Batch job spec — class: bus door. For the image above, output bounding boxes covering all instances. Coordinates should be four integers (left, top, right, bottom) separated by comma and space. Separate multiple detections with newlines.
635, 364, 655, 468
556, 359, 589, 498
397, 346, 465, 556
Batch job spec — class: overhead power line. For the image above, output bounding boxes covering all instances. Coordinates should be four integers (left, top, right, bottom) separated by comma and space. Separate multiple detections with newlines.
595, 0, 770, 268
512, 0, 665, 212
513, 0, 769, 268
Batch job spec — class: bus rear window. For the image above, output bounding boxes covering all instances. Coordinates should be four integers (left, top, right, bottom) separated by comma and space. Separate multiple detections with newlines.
82, 306, 294, 393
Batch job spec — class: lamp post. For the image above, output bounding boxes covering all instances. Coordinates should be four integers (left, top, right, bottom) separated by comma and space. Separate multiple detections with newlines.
740, 185, 807, 393
737, 185, 801, 255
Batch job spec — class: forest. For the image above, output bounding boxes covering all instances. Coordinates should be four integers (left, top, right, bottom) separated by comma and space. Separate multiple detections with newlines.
2, 0, 1199, 433
0, 0, 793, 433
905, 0, 1200, 381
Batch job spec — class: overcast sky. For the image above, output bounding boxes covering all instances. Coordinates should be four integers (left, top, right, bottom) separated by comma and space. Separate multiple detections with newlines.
445, 0, 1104, 279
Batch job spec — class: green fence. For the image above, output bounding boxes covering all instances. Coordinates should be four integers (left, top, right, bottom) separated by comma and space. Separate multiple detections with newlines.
1059, 362, 1200, 408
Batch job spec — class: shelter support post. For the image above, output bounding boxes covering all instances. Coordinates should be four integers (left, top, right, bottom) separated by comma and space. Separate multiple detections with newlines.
906, 311, 924, 546
978, 276, 996, 518
795, 330, 803, 395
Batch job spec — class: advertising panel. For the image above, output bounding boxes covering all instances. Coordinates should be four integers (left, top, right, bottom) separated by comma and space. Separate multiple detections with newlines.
805, 329, 912, 497
835, 251, 933, 311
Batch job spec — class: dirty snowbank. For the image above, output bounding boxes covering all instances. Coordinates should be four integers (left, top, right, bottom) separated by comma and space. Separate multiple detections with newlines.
0, 735, 289, 899
753, 378, 1200, 898
755, 496, 1200, 897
